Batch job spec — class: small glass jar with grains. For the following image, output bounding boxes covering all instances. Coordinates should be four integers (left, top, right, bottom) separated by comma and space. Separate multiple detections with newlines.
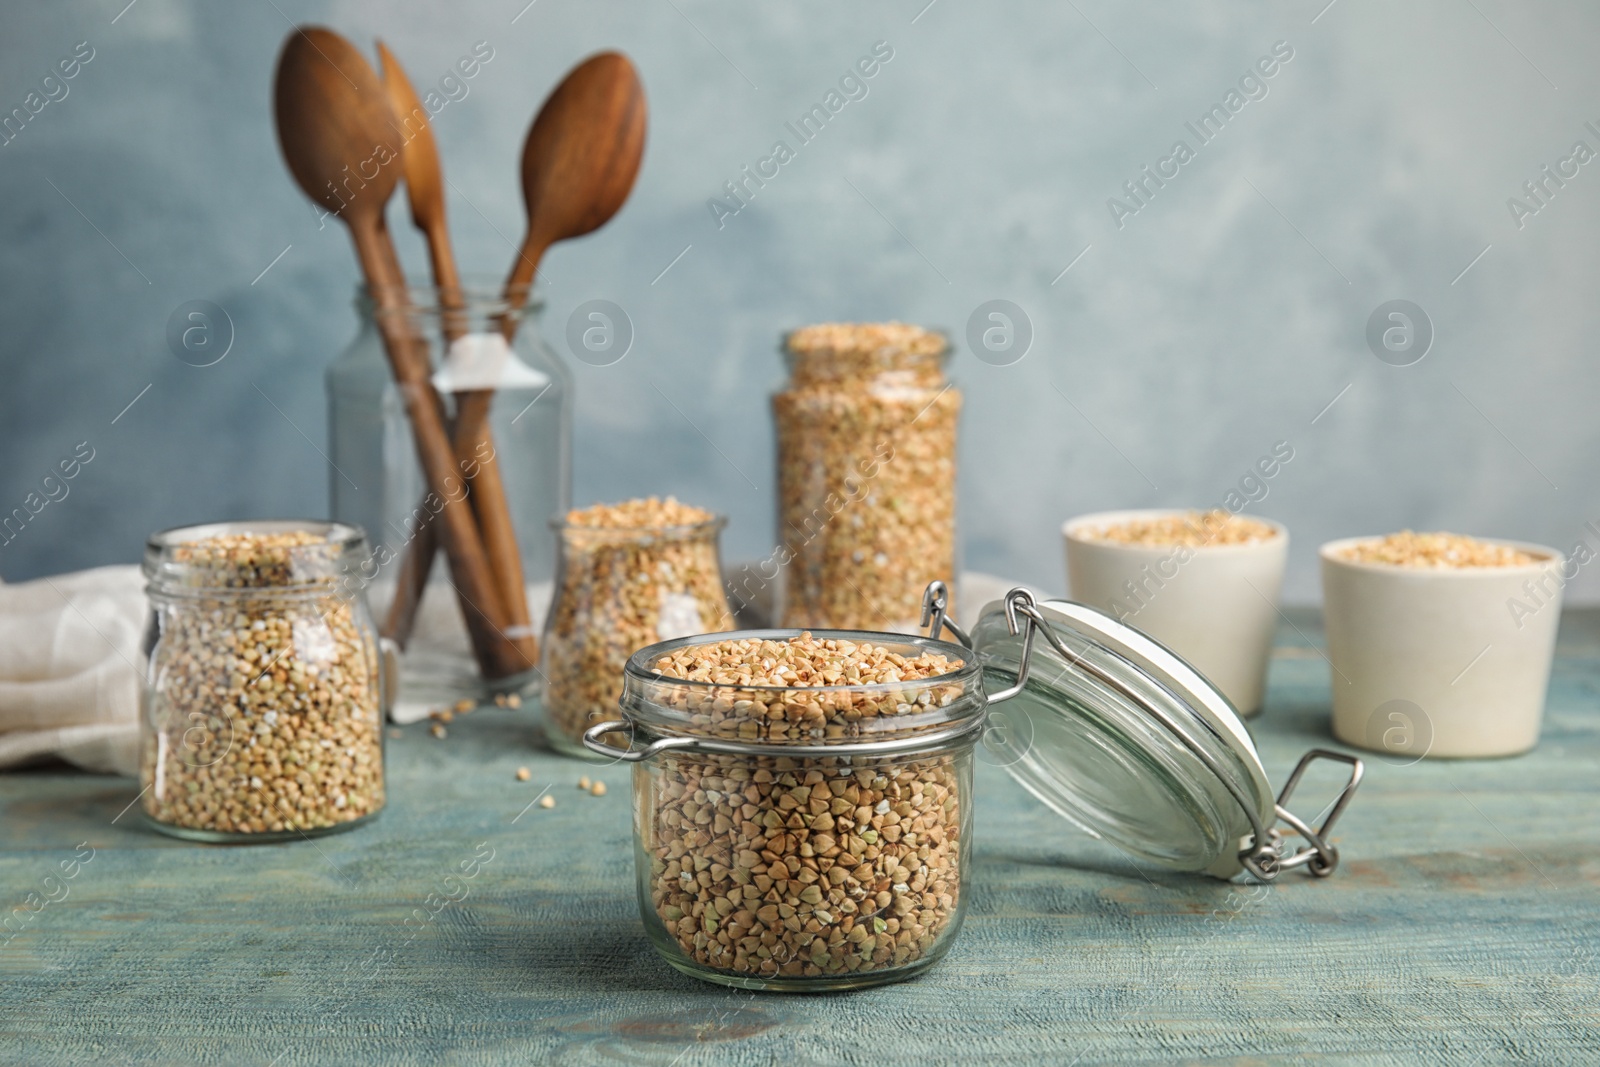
773, 323, 960, 632
606, 629, 980, 990
540, 498, 737, 758
139, 521, 388, 841
584, 583, 1367, 991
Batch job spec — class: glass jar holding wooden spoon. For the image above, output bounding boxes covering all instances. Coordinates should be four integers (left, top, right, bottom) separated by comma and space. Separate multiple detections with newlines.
277, 32, 644, 694
327, 282, 572, 688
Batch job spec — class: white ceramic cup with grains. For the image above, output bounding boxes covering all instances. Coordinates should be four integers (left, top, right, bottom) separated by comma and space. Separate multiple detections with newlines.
1063, 510, 1289, 717
1320, 535, 1564, 759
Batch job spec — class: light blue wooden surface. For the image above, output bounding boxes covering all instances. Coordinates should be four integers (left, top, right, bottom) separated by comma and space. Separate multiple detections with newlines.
1, 611, 1597, 1065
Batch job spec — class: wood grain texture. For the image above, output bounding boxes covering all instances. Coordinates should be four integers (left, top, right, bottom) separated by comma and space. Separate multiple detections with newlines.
1, 610, 1597, 1065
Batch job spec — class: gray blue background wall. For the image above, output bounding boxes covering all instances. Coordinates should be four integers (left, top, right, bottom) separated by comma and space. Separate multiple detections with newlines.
1, 0, 1597, 604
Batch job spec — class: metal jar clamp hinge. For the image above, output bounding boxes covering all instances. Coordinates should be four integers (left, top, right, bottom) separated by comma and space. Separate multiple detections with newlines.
919, 581, 1364, 881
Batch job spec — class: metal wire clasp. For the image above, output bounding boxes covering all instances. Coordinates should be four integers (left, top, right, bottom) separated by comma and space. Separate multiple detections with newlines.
920, 581, 972, 650
1263, 749, 1365, 878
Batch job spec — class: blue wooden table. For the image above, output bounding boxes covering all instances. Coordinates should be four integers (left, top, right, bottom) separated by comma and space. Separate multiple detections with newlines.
2, 610, 1597, 1065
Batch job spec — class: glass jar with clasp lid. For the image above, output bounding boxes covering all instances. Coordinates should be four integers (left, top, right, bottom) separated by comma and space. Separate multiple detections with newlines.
583, 582, 1365, 991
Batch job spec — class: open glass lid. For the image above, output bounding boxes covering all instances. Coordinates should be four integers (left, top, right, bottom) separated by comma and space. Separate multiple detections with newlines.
920, 583, 1363, 881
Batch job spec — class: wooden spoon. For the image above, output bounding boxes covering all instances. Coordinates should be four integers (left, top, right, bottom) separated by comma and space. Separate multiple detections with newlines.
387, 51, 647, 651
272, 26, 521, 678
499, 50, 647, 323
376, 40, 466, 331
375, 41, 536, 669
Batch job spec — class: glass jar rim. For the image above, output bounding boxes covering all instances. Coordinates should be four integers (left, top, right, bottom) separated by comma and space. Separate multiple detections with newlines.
624, 627, 979, 698
355, 277, 545, 317
550, 513, 728, 536
143, 519, 371, 594
617, 628, 986, 753
778, 325, 951, 357
614, 630, 979, 755
777, 327, 953, 385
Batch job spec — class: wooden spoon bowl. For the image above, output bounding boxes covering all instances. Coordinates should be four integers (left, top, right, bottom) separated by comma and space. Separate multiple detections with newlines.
505, 51, 648, 303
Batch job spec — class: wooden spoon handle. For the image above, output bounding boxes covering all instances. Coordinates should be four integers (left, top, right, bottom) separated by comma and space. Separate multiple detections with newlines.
455, 390, 534, 632
350, 212, 523, 678
427, 215, 536, 663
385, 249, 550, 661
380, 224, 537, 665
422, 278, 544, 656
382, 218, 466, 650
382, 515, 433, 649
381, 394, 538, 660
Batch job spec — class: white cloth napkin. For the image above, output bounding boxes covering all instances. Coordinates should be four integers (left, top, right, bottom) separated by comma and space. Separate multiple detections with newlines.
0, 565, 144, 776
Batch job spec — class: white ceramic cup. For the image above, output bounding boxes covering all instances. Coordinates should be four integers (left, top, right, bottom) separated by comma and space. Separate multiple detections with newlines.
1063, 510, 1289, 717
1320, 537, 1564, 759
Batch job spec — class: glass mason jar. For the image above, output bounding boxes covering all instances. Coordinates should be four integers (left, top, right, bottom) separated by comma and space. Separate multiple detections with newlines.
541, 510, 737, 758
584, 584, 1368, 991
139, 521, 389, 842
616, 631, 982, 991
326, 283, 572, 671
773, 323, 961, 632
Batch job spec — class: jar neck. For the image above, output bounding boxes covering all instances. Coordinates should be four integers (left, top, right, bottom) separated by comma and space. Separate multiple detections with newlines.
354, 283, 544, 336
619, 630, 986, 748
555, 516, 728, 551
143, 520, 373, 597
782, 335, 949, 391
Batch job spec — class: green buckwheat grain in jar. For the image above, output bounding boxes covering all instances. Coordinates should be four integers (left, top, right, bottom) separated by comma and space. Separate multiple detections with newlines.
773, 323, 960, 632
607, 628, 981, 990
585, 584, 1368, 991
540, 497, 737, 759
139, 521, 389, 841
